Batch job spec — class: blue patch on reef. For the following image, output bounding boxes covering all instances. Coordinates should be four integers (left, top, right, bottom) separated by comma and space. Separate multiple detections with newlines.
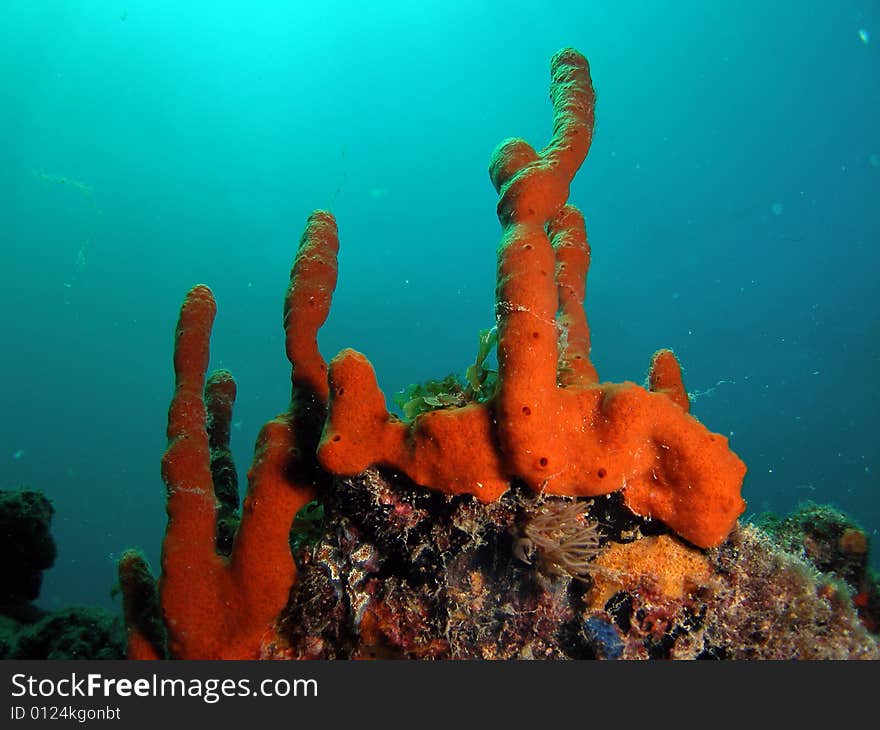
583, 616, 624, 660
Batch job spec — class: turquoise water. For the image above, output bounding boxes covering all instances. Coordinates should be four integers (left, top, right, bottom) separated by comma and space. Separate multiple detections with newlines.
1, 1, 877, 610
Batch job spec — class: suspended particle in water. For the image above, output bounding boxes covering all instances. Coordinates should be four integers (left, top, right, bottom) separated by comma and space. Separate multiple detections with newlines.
771, 202, 784, 216
858, 29, 870, 44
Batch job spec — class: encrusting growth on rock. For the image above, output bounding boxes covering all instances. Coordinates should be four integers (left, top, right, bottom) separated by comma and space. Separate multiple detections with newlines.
585, 534, 714, 610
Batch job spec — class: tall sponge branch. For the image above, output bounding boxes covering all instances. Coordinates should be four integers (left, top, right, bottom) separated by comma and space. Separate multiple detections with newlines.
120, 211, 340, 658
492, 48, 596, 482
284, 211, 339, 405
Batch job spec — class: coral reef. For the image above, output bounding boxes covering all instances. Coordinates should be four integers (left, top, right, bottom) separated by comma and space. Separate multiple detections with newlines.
117, 47, 877, 660
264, 473, 878, 660
0, 487, 124, 659
7, 607, 124, 660
757, 503, 880, 633
0, 488, 56, 611
695, 525, 877, 659
269, 472, 580, 660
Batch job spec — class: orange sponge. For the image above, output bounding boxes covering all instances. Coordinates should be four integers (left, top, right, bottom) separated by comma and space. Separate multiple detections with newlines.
318, 49, 746, 548
124, 211, 339, 658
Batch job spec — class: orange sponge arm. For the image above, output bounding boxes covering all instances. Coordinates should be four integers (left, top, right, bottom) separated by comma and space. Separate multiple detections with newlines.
551, 204, 598, 386
284, 210, 339, 404
649, 349, 690, 413
160, 285, 224, 593
491, 49, 596, 478
147, 212, 340, 658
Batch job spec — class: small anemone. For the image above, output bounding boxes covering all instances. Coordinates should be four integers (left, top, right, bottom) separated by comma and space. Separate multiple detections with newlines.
514, 499, 603, 581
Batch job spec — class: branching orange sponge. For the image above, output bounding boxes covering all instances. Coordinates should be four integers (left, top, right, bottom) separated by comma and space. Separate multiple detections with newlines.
124, 49, 746, 661
120, 212, 338, 659
318, 48, 746, 548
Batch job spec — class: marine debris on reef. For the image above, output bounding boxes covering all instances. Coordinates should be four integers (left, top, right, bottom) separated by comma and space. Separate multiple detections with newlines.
33, 169, 94, 197
32, 168, 100, 293
116, 48, 878, 659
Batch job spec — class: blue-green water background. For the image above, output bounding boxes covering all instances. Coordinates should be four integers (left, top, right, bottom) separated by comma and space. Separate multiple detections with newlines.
1, 1, 878, 611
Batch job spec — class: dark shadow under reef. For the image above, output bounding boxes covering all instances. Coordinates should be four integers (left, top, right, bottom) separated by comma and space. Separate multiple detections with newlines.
0, 487, 125, 659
